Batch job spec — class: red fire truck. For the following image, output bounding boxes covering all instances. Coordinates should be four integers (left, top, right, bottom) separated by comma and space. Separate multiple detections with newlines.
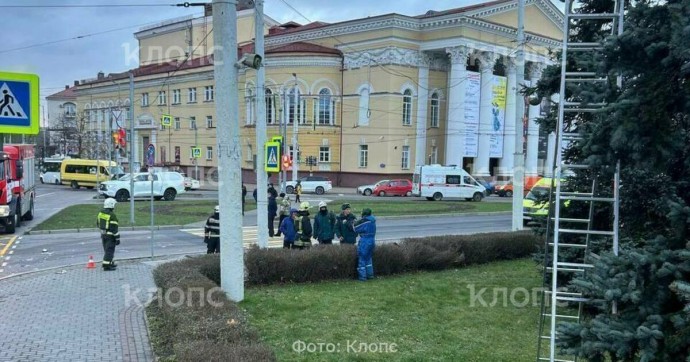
0, 144, 36, 233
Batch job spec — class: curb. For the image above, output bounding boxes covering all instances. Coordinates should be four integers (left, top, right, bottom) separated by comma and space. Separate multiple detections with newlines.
26, 225, 187, 235
375, 211, 511, 220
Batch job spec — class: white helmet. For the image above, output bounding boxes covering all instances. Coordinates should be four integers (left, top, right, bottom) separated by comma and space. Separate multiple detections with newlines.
214, 205, 220, 213
104, 198, 117, 209
318, 201, 327, 208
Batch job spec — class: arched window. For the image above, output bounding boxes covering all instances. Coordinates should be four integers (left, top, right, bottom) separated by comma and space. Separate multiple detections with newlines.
318, 88, 331, 125
245, 89, 254, 125
288, 88, 301, 124
358, 86, 370, 126
402, 89, 413, 126
430, 92, 439, 128
265, 89, 274, 124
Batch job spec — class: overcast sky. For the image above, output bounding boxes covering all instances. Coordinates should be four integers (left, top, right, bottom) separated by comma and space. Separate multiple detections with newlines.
0, 0, 493, 102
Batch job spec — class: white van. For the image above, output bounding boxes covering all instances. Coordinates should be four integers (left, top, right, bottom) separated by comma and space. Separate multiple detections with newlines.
412, 165, 486, 201
40, 157, 67, 184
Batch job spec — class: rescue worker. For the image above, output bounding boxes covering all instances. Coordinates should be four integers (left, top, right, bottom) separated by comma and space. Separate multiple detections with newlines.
335, 203, 357, 244
97, 198, 120, 271
295, 180, 302, 203
279, 208, 299, 249
268, 183, 278, 198
354, 208, 376, 281
293, 201, 313, 249
268, 191, 278, 237
313, 201, 336, 245
204, 205, 221, 254
275, 193, 291, 237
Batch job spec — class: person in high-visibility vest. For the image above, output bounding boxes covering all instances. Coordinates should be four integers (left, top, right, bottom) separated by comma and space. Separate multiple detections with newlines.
204, 205, 220, 254
97, 198, 120, 271
293, 201, 313, 249
295, 181, 303, 203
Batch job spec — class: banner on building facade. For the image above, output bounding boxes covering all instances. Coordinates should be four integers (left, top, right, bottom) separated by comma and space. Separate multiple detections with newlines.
463, 71, 481, 157
489, 76, 507, 158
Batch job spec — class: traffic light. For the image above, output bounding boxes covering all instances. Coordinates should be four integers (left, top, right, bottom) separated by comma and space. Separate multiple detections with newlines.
118, 128, 126, 148
112, 131, 120, 149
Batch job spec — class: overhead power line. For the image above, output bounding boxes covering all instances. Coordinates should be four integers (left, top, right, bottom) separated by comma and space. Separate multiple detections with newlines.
0, 3, 177, 8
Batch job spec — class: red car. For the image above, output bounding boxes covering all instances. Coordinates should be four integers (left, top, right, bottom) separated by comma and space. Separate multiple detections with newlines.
373, 179, 413, 197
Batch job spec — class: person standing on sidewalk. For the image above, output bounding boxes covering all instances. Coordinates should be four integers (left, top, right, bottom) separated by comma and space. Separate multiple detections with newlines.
354, 208, 376, 281
275, 192, 290, 237
293, 201, 313, 249
242, 184, 247, 216
313, 201, 336, 245
97, 198, 120, 271
294, 180, 302, 203
280, 208, 298, 249
335, 203, 357, 244
204, 205, 221, 254
268, 191, 278, 237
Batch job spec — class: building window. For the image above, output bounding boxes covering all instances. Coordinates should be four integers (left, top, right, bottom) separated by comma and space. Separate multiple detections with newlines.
288, 145, 301, 162
402, 89, 412, 126
206, 115, 213, 128
206, 146, 213, 160
174, 117, 180, 130
174, 146, 181, 163
265, 89, 274, 124
431, 146, 438, 164
319, 146, 330, 162
358, 86, 370, 126
64, 103, 76, 117
188, 88, 197, 103
141, 93, 149, 107
204, 86, 214, 102
172, 89, 181, 104
318, 88, 332, 125
245, 89, 254, 125
430, 92, 439, 128
401, 145, 410, 169
160, 146, 167, 163
158, 91, 167, 105
359, 145, 368, 168
189, 116, 196, 130
288, 88, 301, 124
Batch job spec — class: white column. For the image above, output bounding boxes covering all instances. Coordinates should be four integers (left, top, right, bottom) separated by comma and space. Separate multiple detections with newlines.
499, 56, 517, 177
544, 131, 556, 177
415, 53, 430, 169
475, 51, 498, 176
444, 46, 470, 167
526, 62, 545, 176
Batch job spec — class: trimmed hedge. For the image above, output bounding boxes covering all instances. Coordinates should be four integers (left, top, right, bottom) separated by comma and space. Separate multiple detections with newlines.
148, 255, 276, 362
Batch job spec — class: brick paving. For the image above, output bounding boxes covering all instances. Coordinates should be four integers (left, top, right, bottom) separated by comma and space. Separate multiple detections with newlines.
0, 261, 158, 361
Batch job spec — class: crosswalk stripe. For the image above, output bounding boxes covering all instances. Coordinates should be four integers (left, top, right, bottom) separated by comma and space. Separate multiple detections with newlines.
181, 227, 285, 248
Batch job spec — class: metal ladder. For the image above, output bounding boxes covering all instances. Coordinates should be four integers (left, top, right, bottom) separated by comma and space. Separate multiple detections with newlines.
536, 1, 625, 361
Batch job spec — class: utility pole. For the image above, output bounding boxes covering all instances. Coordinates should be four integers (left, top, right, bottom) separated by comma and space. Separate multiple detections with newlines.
281, 92, 287, 192
194, 123, 198, 179
512, 0, 526, 231
129, 73, 135, 225
255, 0, 269, 248
213, 0, 244, 302
291, 73, 298, 182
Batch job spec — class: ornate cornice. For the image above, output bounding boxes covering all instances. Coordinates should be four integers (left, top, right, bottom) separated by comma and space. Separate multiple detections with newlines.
344, 47, 448, 71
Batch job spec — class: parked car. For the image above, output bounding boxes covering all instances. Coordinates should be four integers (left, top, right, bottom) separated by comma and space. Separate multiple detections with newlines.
474, 177, 496, 196
180, 173, 201, 191
285, 176, 332, 195
98, 171, 186, 201
357, 179, 389, 196
496, 176, 542, 197
373, 179, 413, 197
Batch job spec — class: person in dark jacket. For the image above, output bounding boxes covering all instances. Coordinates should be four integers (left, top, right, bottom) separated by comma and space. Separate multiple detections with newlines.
275, 193, 290, 237
313, 201, 336, 244
97, 198, 120, 271
293, 201, 312, 249
268, 192, 278, 237
279, 208, 298, 249
242, 184, 247, 215
335, 203, 357, 244
354, 208, 376, 281
268, 183, 278, 198
204, 205, 221, 254
252, 188, 258, 202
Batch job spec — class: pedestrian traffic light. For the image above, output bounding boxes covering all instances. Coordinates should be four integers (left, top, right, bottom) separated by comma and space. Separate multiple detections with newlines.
282, 154, 292, 170
118, 128, 126, 147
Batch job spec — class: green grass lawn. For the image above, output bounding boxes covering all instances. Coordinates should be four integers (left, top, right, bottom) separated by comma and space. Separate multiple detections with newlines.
329, 200, 511, 216
243, 258, 541, 361
32, 200, 257, 231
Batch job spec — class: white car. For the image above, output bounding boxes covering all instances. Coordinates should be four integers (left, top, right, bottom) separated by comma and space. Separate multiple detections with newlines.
180, 173, 201, 191
285, 176, 332, 195
357, 179, 389, 196
98, 172, 186, 201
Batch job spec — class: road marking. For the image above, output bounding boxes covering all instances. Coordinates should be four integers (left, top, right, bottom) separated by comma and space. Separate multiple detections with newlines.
36, 192, 56, 198
1, 262, 6, 267
8, 250, 13, 255
4, 256, 10, 261
0, 236, 17, 257
181, 226, 285, 248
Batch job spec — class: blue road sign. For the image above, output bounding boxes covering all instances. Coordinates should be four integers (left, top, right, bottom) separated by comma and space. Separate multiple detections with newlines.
0, 72, 39, 134
265, 141, 280, 172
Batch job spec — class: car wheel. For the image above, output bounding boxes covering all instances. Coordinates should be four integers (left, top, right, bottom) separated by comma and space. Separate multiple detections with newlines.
23, 198, 34, 221
315, 186, 325, 195
378, 191, 386, 197
505, 190, 513, 197
55, 179, 60, 185
364, 189, 372, 196
473, 192, 483, 202
286, 186, 294, 194
40, 177, 44, 184
432, 192, 443, 201
70, 181, 80, 189
6, 212, 16, 234
163, 188, 177, 201
115, 190, 129, 202
405, 191, 412, 197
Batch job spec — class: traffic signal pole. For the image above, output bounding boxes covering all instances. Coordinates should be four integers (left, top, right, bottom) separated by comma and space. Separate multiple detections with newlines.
255, 0, 268, 249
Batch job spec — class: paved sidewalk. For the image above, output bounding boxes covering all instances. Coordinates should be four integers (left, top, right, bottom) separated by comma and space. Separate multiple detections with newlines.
0, 258, 171, 361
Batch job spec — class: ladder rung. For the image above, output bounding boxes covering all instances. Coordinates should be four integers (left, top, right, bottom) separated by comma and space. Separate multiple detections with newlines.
559, 192, 594, 196
553, 217, 591, 223
560, 195, 615, 202
564, 108, 605, 113
565, 77, 607, 81
549, 242, 588, 248
564, 101, 607, 107
557, 295, 589, 302
565, 41, 604, 48
559, 228, 615, 236
538, 358, 575, 362
557, 262, 593, 268
544, 290, 582, 296
567, 13, 619, 19
561, 132, 581, 139
547, 267, 585, 273
542, 313, 580, 320
561, 163, 589, 169
565, 72, 597, 77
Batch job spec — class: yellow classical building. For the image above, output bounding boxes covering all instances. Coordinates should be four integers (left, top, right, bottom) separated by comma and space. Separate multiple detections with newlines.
57, 0, 563, 186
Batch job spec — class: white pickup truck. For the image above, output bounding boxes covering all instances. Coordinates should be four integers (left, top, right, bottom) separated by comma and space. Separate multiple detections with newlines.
98, 172, 186, 201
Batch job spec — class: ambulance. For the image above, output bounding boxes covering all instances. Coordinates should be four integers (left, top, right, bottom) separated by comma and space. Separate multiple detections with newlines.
412, 165, 486, 201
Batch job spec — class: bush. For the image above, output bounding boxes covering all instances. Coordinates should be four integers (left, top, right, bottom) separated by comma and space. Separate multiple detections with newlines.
148, 255, 276, 362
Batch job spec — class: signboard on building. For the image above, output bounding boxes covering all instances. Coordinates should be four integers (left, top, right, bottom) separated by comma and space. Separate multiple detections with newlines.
0, 71, 39, 135
136, 114, 156, 129
489, 76, 507, 158
463, 71, 481, 157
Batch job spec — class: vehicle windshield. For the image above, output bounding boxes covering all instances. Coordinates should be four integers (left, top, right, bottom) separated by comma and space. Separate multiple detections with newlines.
375, 180, 389, 186
41, 162, 61, 173
107, 166, 124, 175
118, 174, 133, 181
526, 187, 550, 201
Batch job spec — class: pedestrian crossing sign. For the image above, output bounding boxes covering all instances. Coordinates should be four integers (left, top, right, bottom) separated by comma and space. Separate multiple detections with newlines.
265, 141, 280, 172
161, 114, 172, 127
191, 147, 201, 158
0, 72, 39, 135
